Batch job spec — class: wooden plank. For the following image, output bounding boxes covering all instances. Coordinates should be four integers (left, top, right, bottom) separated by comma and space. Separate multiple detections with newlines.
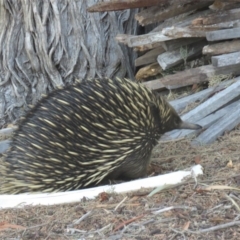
143, 66, 207, 90
162, 100, 240, 140
135, 1, 213, 26
162, 26, 207, 38
209, 1, 240, 11
87, 0, 212, 12
126, 11, 211, 49
150, 10, 211, 33
157, 40, 207, 70
190, 20, 240, 31
117, 10, 211, 52
206, 27, 240, 41
192, 8, 240, 25
202, 40, 240, 55
212, 51, 240, 67
142, 78, 165, 90
87, 0, 164, 12
128, 32, 172, 48
192, 101, 240, 145
181, 76, 240, 123
135, 46, 165, 67
170, 79, 236, 112
142, 65, 214, 90
116, 33, 171, 52
133, 42, 163, 52
142, 63, 240, 90
162, 38, 204, 51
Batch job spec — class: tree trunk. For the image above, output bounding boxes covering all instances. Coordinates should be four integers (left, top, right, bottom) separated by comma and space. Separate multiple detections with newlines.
0, 0, 138, 127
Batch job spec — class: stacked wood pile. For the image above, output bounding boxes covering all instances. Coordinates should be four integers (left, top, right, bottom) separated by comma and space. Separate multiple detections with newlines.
88, 0, 240, 145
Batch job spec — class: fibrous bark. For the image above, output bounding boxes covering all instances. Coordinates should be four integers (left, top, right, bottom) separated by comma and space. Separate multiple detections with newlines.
0, 0, 138, 126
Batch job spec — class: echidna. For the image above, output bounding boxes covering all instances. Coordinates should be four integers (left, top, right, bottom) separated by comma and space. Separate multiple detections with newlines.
0, 78, 201, 194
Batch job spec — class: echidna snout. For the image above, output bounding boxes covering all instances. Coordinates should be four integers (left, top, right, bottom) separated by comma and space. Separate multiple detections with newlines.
0, 78, 201, 194
178, 120, 202, 130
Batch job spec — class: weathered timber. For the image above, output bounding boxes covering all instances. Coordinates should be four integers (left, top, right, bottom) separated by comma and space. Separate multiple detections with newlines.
203, 40, 240, 55
212, 51, 240, 67
135, 63, 162, 80
135, 1, 213, 26
162, 26, 207, 38
163, 100, 240, 140
119, 10, 210, 51
162, 38, 204, 51
128, 26, 206, 49
127, 32, 172, 48
192, 100, 240, 145
163, 77, 240, 141
206, 27, 240, 41
87, 0, 212, 12
209, 1, 240, 11
190, 20, 240, 30
170, 79, 235, 112
134, 42, 163, 52
143, 65, 214, 90
142, 63, 240, 90
157, 40, 207, 70
180, 76, 240, 123
115, 34, 164, 51
151, 10, 211, 33
135, 46, 165, 67
87, 0, 163, 12
192, 8, 240, 25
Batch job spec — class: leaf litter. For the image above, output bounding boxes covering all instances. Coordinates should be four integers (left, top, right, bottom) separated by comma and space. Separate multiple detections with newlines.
1, 126, 240, 239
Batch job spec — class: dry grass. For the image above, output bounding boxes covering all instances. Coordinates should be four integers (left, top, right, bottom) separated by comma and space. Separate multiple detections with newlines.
1, 127, 240, 239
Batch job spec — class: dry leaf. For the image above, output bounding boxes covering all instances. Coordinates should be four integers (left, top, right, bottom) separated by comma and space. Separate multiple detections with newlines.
99, 192, 109, 202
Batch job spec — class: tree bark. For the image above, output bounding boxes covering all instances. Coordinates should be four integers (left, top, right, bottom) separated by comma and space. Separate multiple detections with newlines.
0, 0, 138, 126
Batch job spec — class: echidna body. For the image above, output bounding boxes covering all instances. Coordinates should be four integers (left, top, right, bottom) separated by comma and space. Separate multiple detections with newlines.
0, 78, 201, 194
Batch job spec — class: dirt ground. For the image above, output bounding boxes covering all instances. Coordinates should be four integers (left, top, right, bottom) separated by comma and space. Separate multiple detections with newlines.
1, 126, 240, 240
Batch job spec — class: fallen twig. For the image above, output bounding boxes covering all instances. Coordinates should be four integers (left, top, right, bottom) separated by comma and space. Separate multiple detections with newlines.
187, 220, 240, 234
114, 196, 128, 211
153, 205, 197, 215
114, 214, 145, 232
